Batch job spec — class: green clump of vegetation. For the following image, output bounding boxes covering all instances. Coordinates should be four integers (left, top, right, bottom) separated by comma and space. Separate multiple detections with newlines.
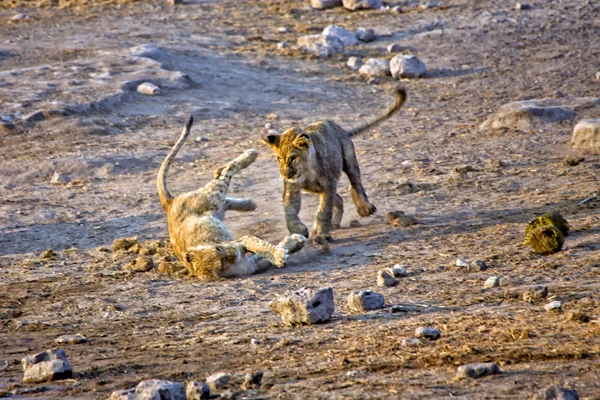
523, 212, 569, 255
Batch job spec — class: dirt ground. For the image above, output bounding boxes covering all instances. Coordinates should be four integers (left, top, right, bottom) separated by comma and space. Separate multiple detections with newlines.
1, 0, 599, 398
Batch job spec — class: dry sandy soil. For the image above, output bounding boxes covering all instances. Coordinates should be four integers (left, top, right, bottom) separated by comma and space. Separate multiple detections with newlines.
1, 0, 599, 398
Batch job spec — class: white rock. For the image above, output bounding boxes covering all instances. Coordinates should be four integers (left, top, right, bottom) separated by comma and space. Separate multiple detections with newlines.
11, 13, 27, 21
401, 338, 421, 346
55, 334, 87, 344
51, 172, 70, 185
387, 43, 403, 53
455, 259, 469, 267
484, 276, 500, 289
388, 264, 407, 278
310, 0, 342, 9
278, 27, 289, 33
206, 372, 230, 391
346, 56, 364, 71
250, 338, 261, 346
21, 349, 73, 383
390, 5, 403, 13
347, 290, 385, 313
377, 269, 398, 287
297, 35, 344, 58
515, 3, 531, 10
323, 25, 360, 46
137, 82, 161, 95
342, 0, 382, 11
277, 41, 288, 50
186, 381, 210, 400
415, 327, 440, 340
167, 0, 184, 5
390, 54, 426, 79
572, 119, 600, 154
456, 363, 501, 379
355, 27, 376, 43
135, 379, 186, 400
270, 287, 335, 325
544, 300, 562, 312
359, 58, 390, 77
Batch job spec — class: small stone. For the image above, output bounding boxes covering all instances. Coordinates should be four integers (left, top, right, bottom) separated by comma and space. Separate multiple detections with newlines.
323, 25, 359, 47
355, 27, 376, 43
386, 210, 417, 227
388, 265, 407, 278
522, 285, 548, 303
250, 338, 261, 346
347, 290, 385, 313
277, 41, 288, 50
515, 3, 531, 10
55, 334, 87, 344
390, 54, 426, 79
242, 370, 263, 390
11, 13, 27, 21
349, 219, 361, 227
265, 123, 273, 129
562, 156, 585, 166
346, 370, 361, 377
571, 119, 600, 154
108, 388, 136, 400
277, 27, 289, 33
359, 58, 390, 77
51, 172, 70, 185
484, 276, 500, 289
377, 269, 398, 287
470, 260, 487, 271
186, 381, 210, 400
137, 82, 161, 95
415, 327, 440, 340
390, 5, 403, 13
138, 246, 156, 256
401, 338, 421, 347
532, 385, 579, 400
297, 35, 344, 58
544, 300, 562, 312
390, 305, 409, 313
206, 372, 230, 391
22, 349, 73, 383
387, 43, 403, 53
124, 256, 154, 272
367, 77, 380, 85
310, 0, 342, 9
112, 237, 138, 251
40, 249, 57, 260
167, 0, 183, 5
342, 0, 382, 11
270, 288, 335, 325
455, 259, 469, 267
135, 379, 186, 400
568, 311, 590, 323
456, 363, 501, 379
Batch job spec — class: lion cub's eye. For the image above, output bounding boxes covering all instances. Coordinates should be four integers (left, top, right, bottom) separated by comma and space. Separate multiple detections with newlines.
289, 155, 297, 162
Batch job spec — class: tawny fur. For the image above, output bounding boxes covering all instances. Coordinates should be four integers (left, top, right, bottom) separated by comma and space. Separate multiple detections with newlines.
157, 116, 306, 280
263, 87, 407, 244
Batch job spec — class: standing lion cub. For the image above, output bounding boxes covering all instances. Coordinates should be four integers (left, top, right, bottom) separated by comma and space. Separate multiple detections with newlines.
263, 87, 406, 244
157, 116, 306, 280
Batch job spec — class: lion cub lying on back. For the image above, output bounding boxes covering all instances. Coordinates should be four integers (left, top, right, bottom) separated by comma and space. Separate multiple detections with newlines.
263, 87, 407, 244
157, 116, 306, 280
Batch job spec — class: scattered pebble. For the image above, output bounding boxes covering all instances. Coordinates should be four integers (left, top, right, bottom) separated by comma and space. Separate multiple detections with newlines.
387, 43, 403, 53
135, 379, 185, 399
470, 260, 487, 271
55, 334, 87, 344
572, 119, 600, 154
484, 276, 500, 289
277, 27, 289, 33
544, 300, 562, 312
265, 122, 273, 130
390, 305, 409, 313
359, 58, 390, 77
40, 249, 57, 260
277, 41, 288, 50
401, 338, 421, 347
11, 13, 27, 21
51, 172, 70, 185
242, 370, 263, 390
342, 0, 382, 11
388, 264, 407, 278
206, 372, 230, 391
346, 370, 361, 377
515, 3, 531, 10
367, 77, 380, 85
415, 327, 440, 340
390, 5, 403, 13
347, 290, 385, 313
390, 54, 426, 79
386, 210, 417, 227
22, 349, 73, 383
355, 27, 376, 43
349, 219, 361, 227
455, 259, 469, 267
270, 287, 335, 325
456, 363, 501, 379
323, 25, 359, 46
532, 385, 579, 400
310, 0, 342, 9
137, 82, 161, 95
108, 388, 135, 400
377, 269, 398, 287
167, 0, 184, 5
250, 338, 261, 346
186, 381, 210, 400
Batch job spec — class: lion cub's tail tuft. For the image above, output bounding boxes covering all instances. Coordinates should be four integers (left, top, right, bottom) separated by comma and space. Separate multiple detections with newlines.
348, 86, 407, 137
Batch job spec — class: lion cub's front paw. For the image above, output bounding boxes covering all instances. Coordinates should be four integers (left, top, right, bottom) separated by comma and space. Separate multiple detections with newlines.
311, 234, 333, 245
272, 247, 289, 268
280, 234, 307, 254
357, 202, 377, 218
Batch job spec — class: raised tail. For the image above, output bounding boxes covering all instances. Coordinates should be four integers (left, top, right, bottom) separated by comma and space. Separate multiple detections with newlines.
157, 116, 194, 210
348, 86, 407, 137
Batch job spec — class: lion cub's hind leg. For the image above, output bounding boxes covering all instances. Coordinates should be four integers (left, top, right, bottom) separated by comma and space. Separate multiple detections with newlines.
332, 193, 344, 229
341, 140, 377, 217
225, 198, 257, 212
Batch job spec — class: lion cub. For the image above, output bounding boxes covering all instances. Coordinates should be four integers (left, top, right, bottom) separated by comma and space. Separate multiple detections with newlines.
263, 87, 406, 244
157, 116, 306, 280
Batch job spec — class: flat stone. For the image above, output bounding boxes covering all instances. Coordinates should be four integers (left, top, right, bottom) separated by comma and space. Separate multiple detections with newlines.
355, 27, 376, 42
544, 300, 562, 312
346, 57, 364, 71
310, 0, 342, 9
484, 276, 500, 289
401, 338, 421, 347
55, 334, 87, 344
297, 35, 344, 58
270, 288, 335, 325
480, 97, 600, 131
390, 5, 403, 13
137, 82, 161, 95
342, 0, 382, 10
415, 327, 440, 340
323, 25, 359, 46
390, 54, 426, 79
377, 269, 398, 287
571, 119, 600, 154
470, 260, 487, 271
186, 381, 210, 400
347, 290, 385, 313
359, 58, 390, 77
22, 349, 73, 383
11, 13, 27, 21
135, 379, 186, 400
455, 259, 469, 267
456, 363, 501, 379
532, 385, 579, 400
206, 372, 230, 391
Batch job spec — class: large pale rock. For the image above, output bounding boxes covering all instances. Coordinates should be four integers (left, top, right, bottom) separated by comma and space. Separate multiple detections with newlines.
480, 97, 600, 131
346, 56, 364, 71
571, 119, 600, 153
270, 287, 334, 325
135, 379, 186, 400
390, 54, 426, 79
310, 0, 342, 9
347, 290, 385, 313
323, 25, 359, 46
21, 349, 73, 383
355, 27, 376, 42
532, 385, 579, 400
359, 58, 390, 77
342, 0, 382, 10
297, 35, 344, 58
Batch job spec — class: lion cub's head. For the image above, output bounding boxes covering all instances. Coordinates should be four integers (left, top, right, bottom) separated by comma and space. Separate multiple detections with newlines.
184, 245, 239, 281
263, 128, 313, 183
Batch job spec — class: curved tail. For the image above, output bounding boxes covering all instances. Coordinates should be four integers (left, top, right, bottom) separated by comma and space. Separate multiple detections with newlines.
348, 86, 407, 137
157, 116, 194, 210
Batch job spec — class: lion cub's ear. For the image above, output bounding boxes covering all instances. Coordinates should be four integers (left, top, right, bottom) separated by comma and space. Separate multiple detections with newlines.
292, 133, 311, 149
262, 134, 281, 148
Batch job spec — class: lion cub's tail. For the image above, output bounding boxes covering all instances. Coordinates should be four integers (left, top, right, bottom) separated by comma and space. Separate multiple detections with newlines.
348, 86, 407, 137
157, 116, 194, 210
